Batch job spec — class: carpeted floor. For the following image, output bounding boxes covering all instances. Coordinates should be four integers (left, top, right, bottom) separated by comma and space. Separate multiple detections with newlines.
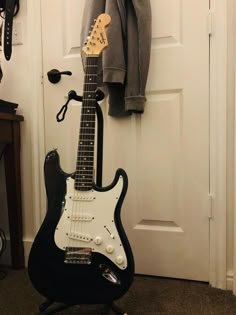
0, 268, 236, 315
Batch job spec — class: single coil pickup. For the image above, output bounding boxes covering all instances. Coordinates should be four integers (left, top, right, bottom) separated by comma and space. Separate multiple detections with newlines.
70, 213, 93, 221
68, 232, 91, 242
64, 259, 91, 265
64, 247, 92, 265
69, 193, 94, 201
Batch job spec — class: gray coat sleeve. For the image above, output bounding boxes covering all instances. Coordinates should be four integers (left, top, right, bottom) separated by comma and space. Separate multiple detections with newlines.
80, 0, 152, 117
124, 0, 152, 113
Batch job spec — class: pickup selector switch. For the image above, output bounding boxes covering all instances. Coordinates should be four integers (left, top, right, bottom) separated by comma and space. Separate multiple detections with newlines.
106, 245, 114, 254
94, 236, 103, 245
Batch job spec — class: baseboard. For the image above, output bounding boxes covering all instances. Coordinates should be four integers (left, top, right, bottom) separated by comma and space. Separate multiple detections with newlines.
2, 238, 235, 293
0, 238, 34, 268
23, 238, 34, 267
227, 270, 234, 291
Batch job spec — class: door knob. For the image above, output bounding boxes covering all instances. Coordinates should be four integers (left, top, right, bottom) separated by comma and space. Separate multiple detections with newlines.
47, 69, 72, 84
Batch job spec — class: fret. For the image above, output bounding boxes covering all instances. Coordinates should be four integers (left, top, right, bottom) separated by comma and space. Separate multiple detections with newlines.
80, 115, 96, 117
78, 140, 95, 144
79, 127, 96, 131
76, 161, 94, 165
78, 136, 95, 139
75, 172, 94, 176
78, 149, 93, 154
84, 81, 97, 85
74, 179, 93, 183
76, 163, 94, 167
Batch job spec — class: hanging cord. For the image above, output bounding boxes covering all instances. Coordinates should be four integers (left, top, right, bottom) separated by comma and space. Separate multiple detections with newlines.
0, 228, 6, 256
0, 227, 6, 280
0, 144, 7, 160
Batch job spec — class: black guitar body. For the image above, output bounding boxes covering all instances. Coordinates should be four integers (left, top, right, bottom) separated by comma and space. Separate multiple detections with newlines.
28, 150, 134, 305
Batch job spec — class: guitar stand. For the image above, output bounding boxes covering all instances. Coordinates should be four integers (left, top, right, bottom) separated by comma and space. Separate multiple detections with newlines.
56, 89, 104, 186
38, 299, 127, 315
37, 91, 128, 315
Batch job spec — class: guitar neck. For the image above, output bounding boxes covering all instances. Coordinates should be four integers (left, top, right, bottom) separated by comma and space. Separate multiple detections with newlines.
74, 56, 98, 191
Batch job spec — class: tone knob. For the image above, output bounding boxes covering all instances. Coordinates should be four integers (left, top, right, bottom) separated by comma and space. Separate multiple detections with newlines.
94, 236, 103, 245
106, 245, 114, 253
116, 256, 124, 265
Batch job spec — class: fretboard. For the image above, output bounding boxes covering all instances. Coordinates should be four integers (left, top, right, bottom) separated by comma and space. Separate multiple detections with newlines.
74, 57, 98, 191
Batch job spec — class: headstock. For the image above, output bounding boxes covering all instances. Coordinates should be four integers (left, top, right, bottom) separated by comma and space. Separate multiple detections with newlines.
82, 13, 111, 56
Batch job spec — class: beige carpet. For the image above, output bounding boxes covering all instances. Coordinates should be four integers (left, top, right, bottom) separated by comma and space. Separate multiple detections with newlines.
0, 268, 236, 314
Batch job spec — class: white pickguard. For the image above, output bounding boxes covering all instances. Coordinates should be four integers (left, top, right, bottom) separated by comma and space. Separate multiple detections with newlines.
54, 176, 128, 269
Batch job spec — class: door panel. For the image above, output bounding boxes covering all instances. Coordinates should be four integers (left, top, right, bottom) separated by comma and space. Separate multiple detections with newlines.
41, 0, 210, 281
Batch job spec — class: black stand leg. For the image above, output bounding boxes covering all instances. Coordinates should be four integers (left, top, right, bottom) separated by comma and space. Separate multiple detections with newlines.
102, 302, 127, 315
38, 300, 127, 315
38, 300, 74, 315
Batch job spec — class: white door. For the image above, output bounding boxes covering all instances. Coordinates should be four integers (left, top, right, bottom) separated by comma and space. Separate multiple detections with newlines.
41, 0, 210, 281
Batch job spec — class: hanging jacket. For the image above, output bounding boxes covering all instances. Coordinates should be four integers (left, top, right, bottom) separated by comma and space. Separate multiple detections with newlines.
80, 0, 152, 117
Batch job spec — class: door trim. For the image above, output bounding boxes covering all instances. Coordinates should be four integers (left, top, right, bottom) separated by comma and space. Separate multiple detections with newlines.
233, 0, 236, 295
209, 0, 227, 289
27, 0, 46, 233
29, 0, 228, 289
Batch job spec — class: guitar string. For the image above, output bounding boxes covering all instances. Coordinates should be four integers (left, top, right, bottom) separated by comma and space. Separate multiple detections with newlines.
68, 56, 97, 253
81, 56, 97, 250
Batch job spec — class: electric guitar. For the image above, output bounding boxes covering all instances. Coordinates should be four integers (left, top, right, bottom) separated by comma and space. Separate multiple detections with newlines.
28, 14, 134, 305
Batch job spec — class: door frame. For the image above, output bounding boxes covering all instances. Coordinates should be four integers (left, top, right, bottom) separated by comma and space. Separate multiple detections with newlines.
28, 0, 228, 289
209, 0, 227, 290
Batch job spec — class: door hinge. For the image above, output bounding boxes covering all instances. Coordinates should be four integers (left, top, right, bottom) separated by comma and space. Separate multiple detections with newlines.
208, 193, 213, 219
41, 73, 44, 85
208, 11, 214, 36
